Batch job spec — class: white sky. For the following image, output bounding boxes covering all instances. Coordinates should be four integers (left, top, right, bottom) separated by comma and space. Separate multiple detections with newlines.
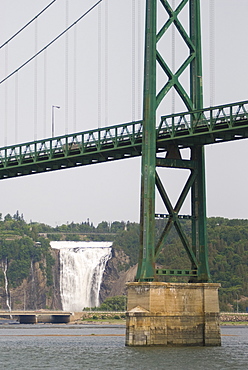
0, 0, 247, 226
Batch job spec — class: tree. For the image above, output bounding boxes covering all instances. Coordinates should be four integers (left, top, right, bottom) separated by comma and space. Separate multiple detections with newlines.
98, 295, 127, 311
96, 221, 110, 233
4, 214, 12, 221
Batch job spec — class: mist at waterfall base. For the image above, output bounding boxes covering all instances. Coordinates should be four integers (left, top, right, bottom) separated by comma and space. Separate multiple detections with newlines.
51, 241, 112, 311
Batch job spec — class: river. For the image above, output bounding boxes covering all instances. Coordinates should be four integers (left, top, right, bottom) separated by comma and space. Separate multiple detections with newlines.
0, 323, 247, 369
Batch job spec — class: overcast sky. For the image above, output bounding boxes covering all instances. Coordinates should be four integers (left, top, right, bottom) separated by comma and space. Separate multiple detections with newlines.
0, 0, 247, 226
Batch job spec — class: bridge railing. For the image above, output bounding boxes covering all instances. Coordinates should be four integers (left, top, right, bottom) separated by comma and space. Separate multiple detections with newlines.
1, 101, 248, 169
0, 120, 143, 168
158, 100, 248, 138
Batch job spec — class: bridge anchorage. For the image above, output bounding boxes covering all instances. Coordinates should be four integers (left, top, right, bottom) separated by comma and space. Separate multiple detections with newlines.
126, 0, 248, 347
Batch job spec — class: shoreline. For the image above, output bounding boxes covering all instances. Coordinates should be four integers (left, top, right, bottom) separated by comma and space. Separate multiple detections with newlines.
2, 311, 248, 326
1, 319, 248, 327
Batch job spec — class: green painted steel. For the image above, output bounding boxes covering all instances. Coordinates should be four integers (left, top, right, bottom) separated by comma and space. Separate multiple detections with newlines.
2, 1, 248, 285
136, 0, 205, 282
136, 0, 202, 281
156, 268, 198, 277
155, 100, 248, 281
0, 101, 248, 180
136, 0, 157, 282
158, 101, 248, 145
0, 120, 143, 179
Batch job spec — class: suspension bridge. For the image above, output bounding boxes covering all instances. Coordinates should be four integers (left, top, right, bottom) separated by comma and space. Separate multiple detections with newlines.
1, 0, 248, 287
2, 0, 248, 347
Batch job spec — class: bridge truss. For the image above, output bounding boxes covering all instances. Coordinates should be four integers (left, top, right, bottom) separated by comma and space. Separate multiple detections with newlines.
0, 101, 248, 179
136, 0, 248, 282
1, 98, 248, 283
1, 0, 248, 283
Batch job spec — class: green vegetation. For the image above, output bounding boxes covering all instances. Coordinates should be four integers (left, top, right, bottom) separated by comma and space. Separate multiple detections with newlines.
0, 211, 248, 312
110, 217, 248, 312
207, 218, 248, 312
81, 312, 126, 323
83, 295, 127, 312
0, 211, 54, 289
0, 236, 54, 288
113, 222, 139, 266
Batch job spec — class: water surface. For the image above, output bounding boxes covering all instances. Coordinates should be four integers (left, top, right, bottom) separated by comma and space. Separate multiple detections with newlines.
0, 324, 247, 369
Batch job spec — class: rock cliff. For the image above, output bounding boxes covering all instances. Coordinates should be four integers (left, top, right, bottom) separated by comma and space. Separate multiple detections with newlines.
0, 249, 62, 311
99, 248, 137, 303
0, 247, 135, 311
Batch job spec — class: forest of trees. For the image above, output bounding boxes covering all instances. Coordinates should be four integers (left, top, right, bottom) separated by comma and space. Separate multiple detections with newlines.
0, 211, 248, 311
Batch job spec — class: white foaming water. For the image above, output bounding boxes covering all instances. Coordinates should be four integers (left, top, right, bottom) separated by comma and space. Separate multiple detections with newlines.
51, 241, 112, 311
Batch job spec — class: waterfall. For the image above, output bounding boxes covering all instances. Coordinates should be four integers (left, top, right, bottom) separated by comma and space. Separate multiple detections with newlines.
2, 258, 12, 314
51, 241, 112, 311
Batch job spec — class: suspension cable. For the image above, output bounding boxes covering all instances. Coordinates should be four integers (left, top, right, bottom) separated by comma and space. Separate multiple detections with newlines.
65, 0, 69, 135
209, 0, 215, 106
0, 0, 57, 49
98, 3, 102, 128
104, 1, 109, 126
137, 0, 141, 119
73, 24, 77, 133
132, 0, 136, 121
43, 50, 47, 138
171, 0, 175, 114
15, 72, 19, 143
4, 45, 8, 146
34, 18, 38, 140
0, 0, 103, 85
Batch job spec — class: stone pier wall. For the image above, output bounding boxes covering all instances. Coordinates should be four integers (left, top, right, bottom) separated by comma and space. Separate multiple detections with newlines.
126, 282, 221, 346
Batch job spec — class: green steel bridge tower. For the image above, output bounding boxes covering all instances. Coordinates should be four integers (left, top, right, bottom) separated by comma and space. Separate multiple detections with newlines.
137, 0, 209, 282
1, 0, 248, 285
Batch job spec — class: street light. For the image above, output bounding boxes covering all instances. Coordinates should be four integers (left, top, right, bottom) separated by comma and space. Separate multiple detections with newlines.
52, 105, 60, 137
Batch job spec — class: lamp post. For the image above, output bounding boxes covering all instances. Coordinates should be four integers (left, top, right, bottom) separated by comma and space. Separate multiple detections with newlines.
52, 105, 60, 137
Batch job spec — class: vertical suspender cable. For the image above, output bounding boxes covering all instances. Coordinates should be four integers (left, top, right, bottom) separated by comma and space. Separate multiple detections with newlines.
34, 18, 38, 140
132, 0, 136, 121
4, 45, 8, 146
65, 0, 69, 134
171, 0, 175, 114
98, 3, 102, 128
209, 0, 215, 106
104, 0, 108, 126
15, 72, 19, 143
43, 50, 47, 138
137, 0, 141, 119
73, 24, 77, 133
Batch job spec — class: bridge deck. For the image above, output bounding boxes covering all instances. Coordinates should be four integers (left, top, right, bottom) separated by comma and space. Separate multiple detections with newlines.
0, 101, 248, 179
0, 311, 71, 316
0, 311, 72, 324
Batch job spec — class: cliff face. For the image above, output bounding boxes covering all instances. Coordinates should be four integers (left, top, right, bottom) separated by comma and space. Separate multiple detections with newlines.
0, 247, 134, 311
0, 249, 62, 311
99, 248, 137, 303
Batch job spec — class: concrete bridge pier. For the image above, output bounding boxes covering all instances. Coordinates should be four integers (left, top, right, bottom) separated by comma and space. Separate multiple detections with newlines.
126, 282, 221, 346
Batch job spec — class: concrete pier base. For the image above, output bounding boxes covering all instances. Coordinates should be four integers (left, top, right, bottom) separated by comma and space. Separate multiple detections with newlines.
126, 282, 221, 346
